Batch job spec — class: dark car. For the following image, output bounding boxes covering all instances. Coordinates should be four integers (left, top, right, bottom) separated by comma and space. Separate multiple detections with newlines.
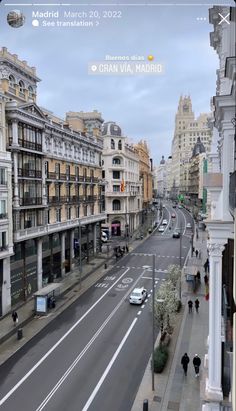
173, 231, 180, 238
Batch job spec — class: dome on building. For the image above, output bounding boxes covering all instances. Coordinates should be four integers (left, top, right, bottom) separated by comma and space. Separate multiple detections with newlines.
160, 155, 165, 165
101, 122, 122, 137
192, 137, 206, 157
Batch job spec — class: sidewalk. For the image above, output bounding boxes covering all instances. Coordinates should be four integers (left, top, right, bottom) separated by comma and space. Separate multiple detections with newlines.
131, 228, 209, 411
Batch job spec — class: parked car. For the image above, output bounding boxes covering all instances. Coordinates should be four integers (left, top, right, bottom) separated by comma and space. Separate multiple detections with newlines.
129, 287, 147, 305
101, 232, 108, 243
162, 219, 168, 225
173, 231, 180, 238
186, 223, 192, 229
158, 225, 165, 232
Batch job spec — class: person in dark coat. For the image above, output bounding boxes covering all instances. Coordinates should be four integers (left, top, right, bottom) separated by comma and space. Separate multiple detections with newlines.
181, 353, 190, 376
204, 274, 208, 285
195, 249, 198, 258
196, 270, 201, 283
193, 354, 201, 376
188, 300, 193, 313
12, 311, 18, 326
195, 298, 200, 313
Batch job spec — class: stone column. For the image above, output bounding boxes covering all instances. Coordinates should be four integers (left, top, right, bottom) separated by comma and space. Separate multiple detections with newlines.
60, 232, 66, 276
93, 223, 97, 255
37, 238, 43, 290
13, 152, 19, 207
12, 119, 18, 146
205, 242, 225, 404
1, 258, 11, 315
70, 229, 75, 271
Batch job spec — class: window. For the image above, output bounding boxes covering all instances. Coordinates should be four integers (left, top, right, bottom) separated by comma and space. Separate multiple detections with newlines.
0, 168, 6, 185
56, 208, 61, 222
118, 140, 122, 150
0, 232, 7, 250
66, 164, 70, 177
19, 80, 25, 94
0, 200, 6, 218
67, 207, 71, 220
55, 163, 60, 177
113, 199, 121, 211
28, 86, 34, 99
45, 161, 49, 177
113, 171, 120, 179
113, 185, 120, 192
111, 139, 115, 149
9, 75, 15, 88
102, 170, 105, 179
112, 157, 121, 165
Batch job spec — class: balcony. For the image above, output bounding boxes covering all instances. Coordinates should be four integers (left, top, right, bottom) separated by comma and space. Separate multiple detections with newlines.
0, 213, 8, 220
14, 212, 107, 241
18, 168, 42, 178
20, 197, 42, 206
106, 191, 128, 197
229, 171, 236, 211
18, 139, 42, 152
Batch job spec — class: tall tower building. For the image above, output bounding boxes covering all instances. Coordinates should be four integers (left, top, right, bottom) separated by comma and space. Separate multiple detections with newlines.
170, 96, 212, 197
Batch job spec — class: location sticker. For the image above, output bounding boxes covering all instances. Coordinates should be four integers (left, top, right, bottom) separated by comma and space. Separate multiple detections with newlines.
147, 55, 154, 61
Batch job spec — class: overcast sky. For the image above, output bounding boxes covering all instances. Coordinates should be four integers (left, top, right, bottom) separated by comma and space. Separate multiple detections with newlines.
0, 0, 233, 164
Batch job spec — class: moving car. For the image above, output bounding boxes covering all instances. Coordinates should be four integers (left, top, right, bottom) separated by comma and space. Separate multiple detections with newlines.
158, 225, 165, 232
186, 223, 192, 229
173, 231, 180, 238
171, 213, 176, 218
101, 231, 108, 243
162, 219, 168, 225
129, 287, 147, 305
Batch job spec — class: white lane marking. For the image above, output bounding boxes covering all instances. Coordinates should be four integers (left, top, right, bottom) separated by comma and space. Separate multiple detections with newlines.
82, 318, 137, 411
141, 304, 145, 308
137, 311, 142, 315
179, 208, 187, 235
145, 299, 148, 302
0, 267, 131, 407
142, 276, 160, 280
35, 278, 137, 411
150, 290, 153, 293
148, 294, 151, 298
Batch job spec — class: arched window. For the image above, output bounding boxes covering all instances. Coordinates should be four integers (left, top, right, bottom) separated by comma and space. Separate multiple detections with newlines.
113, 199, 121, 211
9, 75, 15, 88
118, 139, 122, 150
112, 157, 121, 165
19, 80, 25, 93
111, 139, 115, 149
28, 86, 34, 98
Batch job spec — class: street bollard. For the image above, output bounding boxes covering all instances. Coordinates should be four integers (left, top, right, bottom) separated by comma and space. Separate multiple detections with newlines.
143, 399, 148, 411
104, 263, 107, 269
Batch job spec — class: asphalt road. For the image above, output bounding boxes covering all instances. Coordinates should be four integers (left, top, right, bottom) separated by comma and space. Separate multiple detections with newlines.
0, 204, 193, 411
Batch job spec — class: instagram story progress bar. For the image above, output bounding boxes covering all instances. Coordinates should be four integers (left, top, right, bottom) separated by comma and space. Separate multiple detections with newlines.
3, 1, 235, 6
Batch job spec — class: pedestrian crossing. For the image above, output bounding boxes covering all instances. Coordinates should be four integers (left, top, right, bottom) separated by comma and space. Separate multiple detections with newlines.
115, 266, 168, 272
130, 253, 184, 259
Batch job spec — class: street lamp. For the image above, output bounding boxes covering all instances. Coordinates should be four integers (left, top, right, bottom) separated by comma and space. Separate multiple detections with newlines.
143, 254, 156, 391
179, 221, 183, 300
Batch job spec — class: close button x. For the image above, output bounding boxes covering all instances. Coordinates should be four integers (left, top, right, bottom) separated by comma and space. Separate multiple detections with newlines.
218, 13, 230, 25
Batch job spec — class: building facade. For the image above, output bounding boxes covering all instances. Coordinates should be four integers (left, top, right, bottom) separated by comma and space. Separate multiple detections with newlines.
203, 6, 235, 411
0, 47, 106, 309
134, 140, 153, 208
170, 96, 212, 197
154, 156, 167, 198
102, 122, 142, 237
0, 92, 14, 316
188, 137, 207, 215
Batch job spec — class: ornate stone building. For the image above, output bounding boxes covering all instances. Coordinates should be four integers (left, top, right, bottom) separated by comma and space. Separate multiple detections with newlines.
202, 6, 235, 411
0, 47, 106, 309
134, 140, 153, 209
102, 122, 142, 237
170, 96, 212, 197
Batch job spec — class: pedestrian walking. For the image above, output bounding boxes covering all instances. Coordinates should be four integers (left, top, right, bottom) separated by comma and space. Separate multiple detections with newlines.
181, 353, 190, 376
126, 244, 129, 253
193, 354, 201, 377
204, 258, 209, 274
195, 249, 198, 258
204, 274, 208, 285
12, 310, 18, 326
198, 249, 201, 259
192, 246, 195, 257
196, 270, 201, 283
188, 300, 193, 313
195, 298, 200, 313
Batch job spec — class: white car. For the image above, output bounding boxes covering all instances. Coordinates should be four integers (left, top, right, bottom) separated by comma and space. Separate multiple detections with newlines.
158, 225, 165, 232
129, 287, 147, 305
186, 223, 192, 229
162, 219, 168, 225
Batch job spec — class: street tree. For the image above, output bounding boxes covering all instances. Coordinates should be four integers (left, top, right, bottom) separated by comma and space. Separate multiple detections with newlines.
167, 264, 182, 288
154, 280, 179, 335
